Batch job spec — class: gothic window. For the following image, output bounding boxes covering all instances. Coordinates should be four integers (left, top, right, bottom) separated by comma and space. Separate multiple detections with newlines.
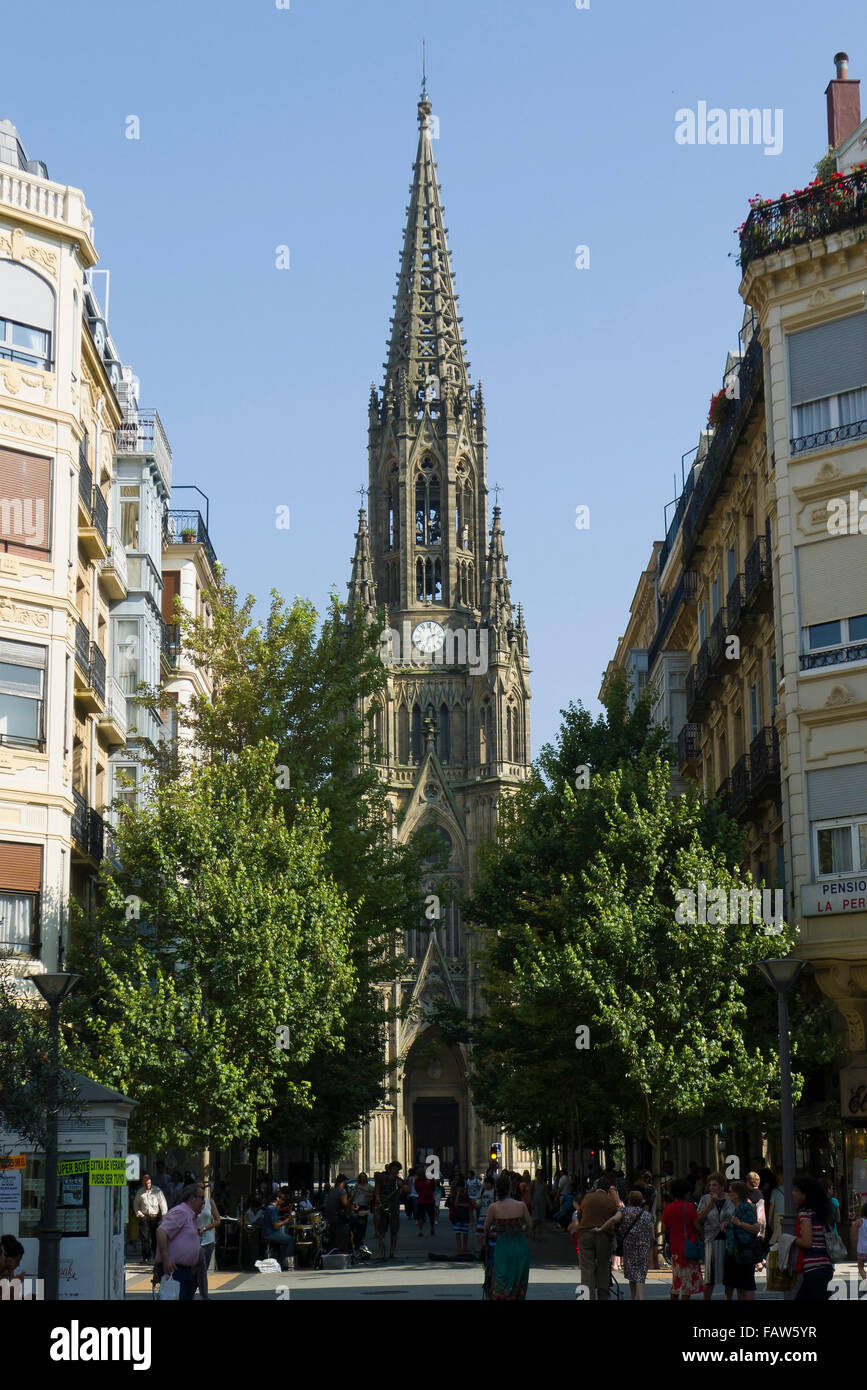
452, 704, 466, 764
480, 698, 492, 762
467, 561, 474, 607
415, 463, 441, 548
368, 700, 384, 757
398, 705, 409, 763
416, 559, 424, 600
438, 702, 450, 763
506, 705, 514, 763
411, 705, 422, 762
387, 484, 399, 551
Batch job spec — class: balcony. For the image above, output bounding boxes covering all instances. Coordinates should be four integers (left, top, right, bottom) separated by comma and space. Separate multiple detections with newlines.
730, 754, 750, 815
739, 167, 867, 273
98, 528, 128, 600
160, 616, 180, 670
676, 721, 702, 770
685, 639, 711, 719
715, 777, 732, 816
78, 473, 109, 562
97, 676, 128, 747
77, 451, 92, 525
164, 510, 217, 570
749, 726, 781, 802
801, 639, 867, 671
71, 790, 105, 864
73, 621, 106, 713
791, 416, 867, 456
709, 610, 728, 672
743, 533, 772, 609
115, 409, 172, 492
91, 487, 108, 545
726, 574, 745, 636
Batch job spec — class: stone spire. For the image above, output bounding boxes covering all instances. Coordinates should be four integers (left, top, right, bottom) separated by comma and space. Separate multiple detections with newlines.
382, 91, 470, 410
481, 504, 514, 641
346, 507, 378, 620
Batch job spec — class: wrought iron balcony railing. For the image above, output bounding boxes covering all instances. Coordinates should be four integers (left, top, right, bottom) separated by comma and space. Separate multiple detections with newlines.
791, 416, 867, 455
715, 777, 731, 815
726, 573, 745, 634
114, 409, 172, 490
749, 726, 780, 798
89, 642, 106, 701
164, 510, 217, 568
78, 453, 92, 511
801, 639, 867, 671
730, 754, 750, 814
744, 533, 771, 604
739, 167, 867, 272
676, 721, 702, 766
88, 807, 104, 863
71, 787, 88, 849
709, 610, 728, 670
160, 616, 180, 667
74, 617, 89, 673
91, 487, 108, 545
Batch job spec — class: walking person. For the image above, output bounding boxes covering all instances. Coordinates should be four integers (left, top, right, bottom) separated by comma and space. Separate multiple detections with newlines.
721, 1179, 762, 1302
484, 1174, 532, 1300
380, 1162, 406, 1259
661, 1178, 704, 1301
415, 1167, 437, 1237
852, 1200, 867, 1283
133, 1172, 167, 1264
155, 1182, 207, 1301
530, 1171, 549, 1240
792, 1175, 834, 1301
372, 1172, 387, 1260
613, 1189, 654, 1301
572, 1177, 621, 1300
450, 1176, 472, 1254
196, 1180, 222, 1298
475, 1173, 496, 1254
696, 1173, 735, 1299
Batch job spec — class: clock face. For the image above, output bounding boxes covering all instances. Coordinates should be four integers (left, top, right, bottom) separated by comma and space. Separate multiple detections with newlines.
412, 620, 446, 653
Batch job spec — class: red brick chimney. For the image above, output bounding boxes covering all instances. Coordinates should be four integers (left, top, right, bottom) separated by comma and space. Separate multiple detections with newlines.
825, 51, 861, 148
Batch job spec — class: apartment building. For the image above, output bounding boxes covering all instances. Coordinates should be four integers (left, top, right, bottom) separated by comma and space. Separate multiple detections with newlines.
0, 120, 120, 971
605, 55, 867, 1190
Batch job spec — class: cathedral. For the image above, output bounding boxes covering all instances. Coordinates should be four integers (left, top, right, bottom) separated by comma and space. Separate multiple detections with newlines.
343, 90, 534, 1178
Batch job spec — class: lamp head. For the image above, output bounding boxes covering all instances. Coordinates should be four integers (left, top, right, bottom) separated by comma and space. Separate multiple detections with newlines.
755, 958, 806, 994
27, 972, 83, 1006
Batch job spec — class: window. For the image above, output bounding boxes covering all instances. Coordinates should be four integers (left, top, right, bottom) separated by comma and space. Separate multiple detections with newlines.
726, 547, 737, 588
768, 657, 778, 715
698, 605, 707, 645
815, 817, 867, 877
748, 679, 761, 741
0, 841, 41, 955
114, 764, 139, 812
415, 463, 441, 547
711, 577, 721, 617
0, 640, 46, 748
115, 620, 139, 695
19, 1152, 89, 1238
789, 313, 867, 442
0, 446, 51, 558
0, 317, 51, 369
119, 485, 140, 550
805, 617, 867, 652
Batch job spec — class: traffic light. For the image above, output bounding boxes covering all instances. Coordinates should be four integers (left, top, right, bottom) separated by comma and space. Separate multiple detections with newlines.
490, 1145, 498, 1166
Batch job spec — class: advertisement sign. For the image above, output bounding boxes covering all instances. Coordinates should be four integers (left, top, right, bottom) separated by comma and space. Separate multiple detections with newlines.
0, 1171, 21, 1212
57, 1158, 125, 1185
841, 1066, 867, 1118
0, 1155, 26, 1170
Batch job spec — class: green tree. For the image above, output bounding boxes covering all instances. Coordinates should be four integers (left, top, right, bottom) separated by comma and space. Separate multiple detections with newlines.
0, 959, 81, 1157
68, 743, 354, 1152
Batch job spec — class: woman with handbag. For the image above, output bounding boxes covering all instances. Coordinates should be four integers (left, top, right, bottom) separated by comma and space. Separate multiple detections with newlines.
696, 1173, 734, 1300
611, 1189, 654, 1300
661, 1178, 705, 1301
792, 1176, 834, 1300
722, 1179, 762, 1300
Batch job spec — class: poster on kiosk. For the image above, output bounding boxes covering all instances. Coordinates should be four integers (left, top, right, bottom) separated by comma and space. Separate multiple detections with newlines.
0, 1071, 136, 1301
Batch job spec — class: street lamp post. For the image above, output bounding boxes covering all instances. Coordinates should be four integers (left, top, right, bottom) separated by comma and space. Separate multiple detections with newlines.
756, 957, 806, 1299
26, 972, 82, 1302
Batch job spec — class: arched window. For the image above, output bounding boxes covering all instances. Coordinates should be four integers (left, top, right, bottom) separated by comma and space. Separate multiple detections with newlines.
480, 698, 492, 761
438, 703, 450, 762
0, 259, 55, 370
387, 482, 399, 550
507, 705, 514, 763
452, 704, 466, 764
411, 705, 422, 762
415, 460, 441, 547
398, 706, 409, 763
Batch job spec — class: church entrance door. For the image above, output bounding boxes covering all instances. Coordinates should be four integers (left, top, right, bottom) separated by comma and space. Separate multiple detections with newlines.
413, 1098, 459, 1177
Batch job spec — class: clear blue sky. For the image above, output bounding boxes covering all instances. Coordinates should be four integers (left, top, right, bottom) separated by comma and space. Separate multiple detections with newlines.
4, 0, 865, 752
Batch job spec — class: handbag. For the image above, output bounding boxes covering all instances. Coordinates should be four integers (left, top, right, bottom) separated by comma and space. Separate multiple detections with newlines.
683, 1203, 704, 1261
158, 1271, 180, 1301
766, 1247, 797, 1293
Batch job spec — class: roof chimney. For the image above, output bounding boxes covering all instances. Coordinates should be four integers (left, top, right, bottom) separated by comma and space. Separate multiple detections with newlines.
826, 51, 861, 149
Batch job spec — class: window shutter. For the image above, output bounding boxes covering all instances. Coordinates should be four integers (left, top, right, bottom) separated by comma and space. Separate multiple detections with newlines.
788, 312, 867, 404
797, 536, 867, 628
161, 571, 180, 623
0, 448, 51, 557
808, 766, 867, 822
0, 841, 42, 892
0, 639, 47, 668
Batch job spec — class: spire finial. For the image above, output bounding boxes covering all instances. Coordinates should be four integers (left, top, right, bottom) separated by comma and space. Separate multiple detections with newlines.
421, 38, 428, 101
358, 483, 368, 506
492, 481, 503, 507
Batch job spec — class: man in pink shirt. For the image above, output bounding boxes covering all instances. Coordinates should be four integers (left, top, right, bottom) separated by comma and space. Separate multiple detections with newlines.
156, 1182, 206, 1300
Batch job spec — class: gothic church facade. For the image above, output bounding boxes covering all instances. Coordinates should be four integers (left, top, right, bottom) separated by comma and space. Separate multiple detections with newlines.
343, 92, 535, 1177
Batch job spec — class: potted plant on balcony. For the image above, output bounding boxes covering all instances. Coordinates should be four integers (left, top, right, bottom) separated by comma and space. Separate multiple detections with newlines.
708, 388, 729, 431
181, 527, 196, 543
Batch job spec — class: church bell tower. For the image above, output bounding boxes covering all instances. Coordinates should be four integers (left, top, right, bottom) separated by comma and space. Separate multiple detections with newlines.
346, 90, 533, 1178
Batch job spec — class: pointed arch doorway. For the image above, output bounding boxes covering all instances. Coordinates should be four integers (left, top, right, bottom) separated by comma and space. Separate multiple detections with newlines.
403, 1026, 466, 1178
